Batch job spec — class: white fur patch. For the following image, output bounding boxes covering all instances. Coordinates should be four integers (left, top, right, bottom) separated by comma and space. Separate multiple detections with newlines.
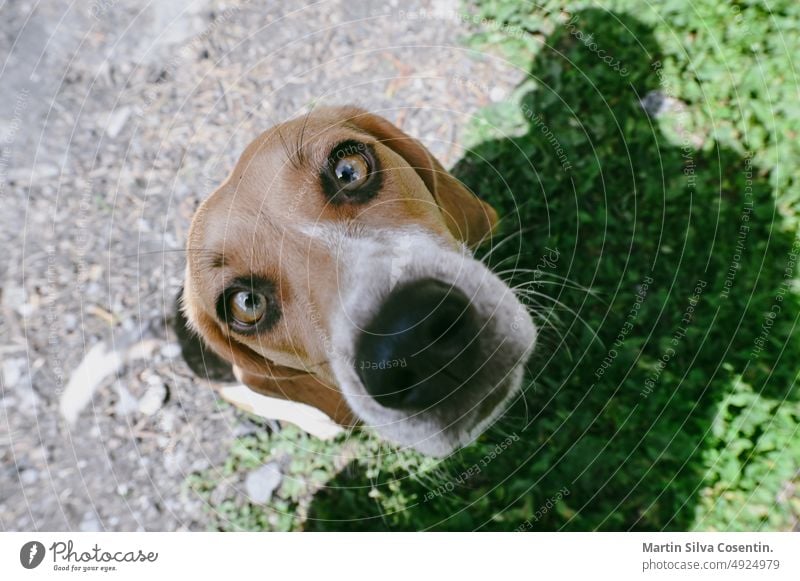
301, 224, 537, 457
219, 384, 343, 440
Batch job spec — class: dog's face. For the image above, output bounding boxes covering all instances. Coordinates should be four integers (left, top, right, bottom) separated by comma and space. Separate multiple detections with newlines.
182, 107, 536, 456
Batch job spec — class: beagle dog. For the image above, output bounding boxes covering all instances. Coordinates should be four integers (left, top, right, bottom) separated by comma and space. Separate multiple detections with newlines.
178, 106, 536, 456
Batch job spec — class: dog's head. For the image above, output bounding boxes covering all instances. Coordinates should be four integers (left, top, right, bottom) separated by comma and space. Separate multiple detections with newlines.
181, 106, 536, 456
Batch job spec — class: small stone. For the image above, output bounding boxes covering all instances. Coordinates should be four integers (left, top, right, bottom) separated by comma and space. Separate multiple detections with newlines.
244, 462, 283, 504
2, 358, 26, 388
105, 106, 131, 139
489, 86, 506, 102
163, 450, 185, 474
640, 90, 686, 118
20, 469, 38, 486
160, 342, 181, 359
15, 382, 41, 416
115, 384, 139, 416
190, 458, 210, 472
63, 313, 79, 332
3, 286, 32, 317
79, 512, 102, 532
156, 409, 175, 432
138, 380, 167, 416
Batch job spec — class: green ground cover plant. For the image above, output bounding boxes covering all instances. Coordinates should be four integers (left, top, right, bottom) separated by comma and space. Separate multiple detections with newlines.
188, 0, 799, 531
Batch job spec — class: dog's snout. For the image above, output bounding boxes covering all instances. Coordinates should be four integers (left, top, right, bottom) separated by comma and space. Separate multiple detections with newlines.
355, 278, 481, 410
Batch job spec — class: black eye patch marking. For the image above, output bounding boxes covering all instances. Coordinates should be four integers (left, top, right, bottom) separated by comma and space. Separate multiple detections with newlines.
215, 276, 281, 335
320, 140, 382, 205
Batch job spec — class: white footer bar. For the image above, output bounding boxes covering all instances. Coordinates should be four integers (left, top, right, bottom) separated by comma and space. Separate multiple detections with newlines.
1, 532, 797, 580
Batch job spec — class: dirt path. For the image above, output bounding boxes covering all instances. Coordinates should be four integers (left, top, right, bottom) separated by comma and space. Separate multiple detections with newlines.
0, 0, 522, 530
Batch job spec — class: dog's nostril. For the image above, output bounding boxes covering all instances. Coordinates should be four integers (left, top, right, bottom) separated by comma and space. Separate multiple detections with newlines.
424, 303, 471, 348
355, 278, 481, 410
385, 367, 418, 406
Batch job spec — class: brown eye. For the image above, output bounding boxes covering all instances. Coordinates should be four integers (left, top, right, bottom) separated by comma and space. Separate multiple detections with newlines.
217, 277, 280, 334
321, 140, 382, 204
229, 291, 267, 325
334, 155, 369, 190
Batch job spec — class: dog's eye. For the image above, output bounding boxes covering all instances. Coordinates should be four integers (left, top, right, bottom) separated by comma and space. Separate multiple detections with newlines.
229, 291, 266, 325
321, 140, 382, 204
216, 277, 280, 334
334, 155, 368, 190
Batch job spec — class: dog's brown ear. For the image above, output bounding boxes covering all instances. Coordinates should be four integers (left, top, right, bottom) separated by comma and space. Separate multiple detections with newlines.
340, 107, 498, 247
173, 287, 236, 382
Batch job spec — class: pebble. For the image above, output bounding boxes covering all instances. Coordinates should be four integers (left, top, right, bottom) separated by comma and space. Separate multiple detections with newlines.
105, 106, 131, 139
244, 462, 283, 504
115, 384, 140, 416
63, 313, 79, 332
79, 512, 102, 532
490, 86, 506, 102
20, 469, 39, 486
3, 286, 31, 317
2, 358, 26, 388
160, 342, 181, 359
138, 377, 167, 416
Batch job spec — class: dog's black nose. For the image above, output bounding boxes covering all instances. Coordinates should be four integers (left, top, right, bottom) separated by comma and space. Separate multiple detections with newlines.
355, 279, 481, 410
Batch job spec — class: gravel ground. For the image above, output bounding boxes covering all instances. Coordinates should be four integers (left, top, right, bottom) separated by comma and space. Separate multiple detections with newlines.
0, 0, 523, 530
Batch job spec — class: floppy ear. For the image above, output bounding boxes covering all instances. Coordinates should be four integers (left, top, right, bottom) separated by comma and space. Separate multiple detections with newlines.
173, 288, 236, 382
176, 287, 355, 425
339, 107, 498, 247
